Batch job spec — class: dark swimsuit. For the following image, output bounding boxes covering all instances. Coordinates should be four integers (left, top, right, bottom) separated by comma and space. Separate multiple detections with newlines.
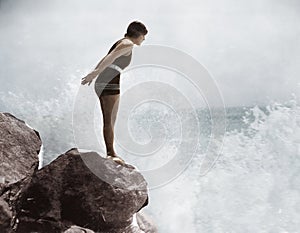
94, 38, 132, 97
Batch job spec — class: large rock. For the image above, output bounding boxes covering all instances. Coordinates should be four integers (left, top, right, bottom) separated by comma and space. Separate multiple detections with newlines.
0, 112, 156, 232
0, 112, 41, 232
63, 212, 157, 233
12, 148, 151, 232
0, 112, 41, 184
0, 196, 12, 232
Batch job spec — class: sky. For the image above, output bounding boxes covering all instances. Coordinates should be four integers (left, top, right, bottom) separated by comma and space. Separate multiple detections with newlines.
0, 0, 299, 107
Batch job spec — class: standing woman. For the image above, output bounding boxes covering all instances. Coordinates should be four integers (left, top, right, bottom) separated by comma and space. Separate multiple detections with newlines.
81, 21, 148, 165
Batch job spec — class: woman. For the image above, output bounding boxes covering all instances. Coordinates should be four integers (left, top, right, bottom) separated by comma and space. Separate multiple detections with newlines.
81, 21, 148, 165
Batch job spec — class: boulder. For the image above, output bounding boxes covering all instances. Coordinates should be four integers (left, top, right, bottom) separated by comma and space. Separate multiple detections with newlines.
0, 112, 41, 184
0, 112, 156, 232
0, 112, 42, 232
62, 212, 157, 233
13, 148, 150, 232
0, 196, 12, 232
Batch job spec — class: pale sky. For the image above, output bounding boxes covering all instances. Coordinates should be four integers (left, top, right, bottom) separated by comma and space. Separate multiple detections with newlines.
0, 0, 299, 107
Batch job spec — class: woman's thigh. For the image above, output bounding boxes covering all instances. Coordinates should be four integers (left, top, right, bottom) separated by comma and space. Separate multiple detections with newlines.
99, 94, 120, 124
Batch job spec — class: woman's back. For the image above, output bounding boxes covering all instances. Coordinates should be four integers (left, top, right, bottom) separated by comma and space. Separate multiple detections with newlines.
107, 38, 132, 69
94, 38, 132, 96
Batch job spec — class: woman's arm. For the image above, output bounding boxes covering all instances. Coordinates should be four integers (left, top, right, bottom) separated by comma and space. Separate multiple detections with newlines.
91, 42, 133, 76
94, 39, 134, 70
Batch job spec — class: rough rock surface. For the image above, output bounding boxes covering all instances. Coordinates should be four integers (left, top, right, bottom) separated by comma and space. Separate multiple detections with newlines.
0, 196, 12, 232
63, 212, 157, 233
0, 112, 41, 184
12, 148, 150, 232
0, 112, 42, 232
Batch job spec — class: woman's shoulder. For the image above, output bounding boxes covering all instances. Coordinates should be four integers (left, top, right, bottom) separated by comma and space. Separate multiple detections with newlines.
112, 38, 134, 54
108, 38, 133, 55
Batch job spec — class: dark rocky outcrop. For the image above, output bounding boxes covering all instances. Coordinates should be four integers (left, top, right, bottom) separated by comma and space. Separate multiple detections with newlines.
0, 112, 41, 184
0, 112, 42, 232
0, 196, 12, 232
0, 112, 156, 232
63, 211, 157, 233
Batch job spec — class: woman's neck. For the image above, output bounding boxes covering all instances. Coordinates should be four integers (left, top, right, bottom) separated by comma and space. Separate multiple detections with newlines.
124, 36, 135, 44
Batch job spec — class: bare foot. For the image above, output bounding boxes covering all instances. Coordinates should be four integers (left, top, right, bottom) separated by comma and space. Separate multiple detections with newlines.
106, 154, 125, 165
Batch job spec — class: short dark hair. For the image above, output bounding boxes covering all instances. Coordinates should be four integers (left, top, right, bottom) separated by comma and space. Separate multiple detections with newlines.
124, 21, 148, 38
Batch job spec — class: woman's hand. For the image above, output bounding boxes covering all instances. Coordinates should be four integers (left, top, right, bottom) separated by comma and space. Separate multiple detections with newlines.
81, 72, 97, 86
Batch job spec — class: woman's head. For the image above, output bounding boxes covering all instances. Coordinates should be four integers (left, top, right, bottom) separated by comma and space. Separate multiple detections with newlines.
124, 21, 148, 45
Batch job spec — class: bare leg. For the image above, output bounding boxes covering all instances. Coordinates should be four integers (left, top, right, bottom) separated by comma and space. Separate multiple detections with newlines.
99, 94, 120, 156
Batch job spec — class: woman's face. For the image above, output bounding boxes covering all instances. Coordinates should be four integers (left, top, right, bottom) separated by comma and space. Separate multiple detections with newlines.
135, 34, 145, 45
